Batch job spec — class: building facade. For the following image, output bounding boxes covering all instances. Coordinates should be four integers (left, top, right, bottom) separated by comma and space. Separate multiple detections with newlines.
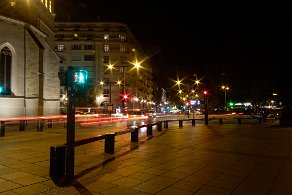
55, 22, 153, 113
0, 0, 60, 117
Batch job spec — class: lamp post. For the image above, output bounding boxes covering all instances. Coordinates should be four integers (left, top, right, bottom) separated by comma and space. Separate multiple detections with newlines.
221, 85, 229, 111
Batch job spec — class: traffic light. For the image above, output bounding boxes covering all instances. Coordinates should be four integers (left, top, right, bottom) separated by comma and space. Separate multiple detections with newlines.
0, 86, 3, 94
228, 102, 234, 107
123, 94, 128, 100
75, 69, 88, 84
66, 66, 88, 87
203, 90, 208, 95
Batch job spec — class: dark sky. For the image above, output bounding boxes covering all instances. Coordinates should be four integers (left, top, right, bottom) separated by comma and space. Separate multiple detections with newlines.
55, 1, 292, 105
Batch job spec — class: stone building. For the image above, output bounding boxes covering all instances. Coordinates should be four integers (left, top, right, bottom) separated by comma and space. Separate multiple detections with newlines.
55, 21, 153, 113
0, 0, 60, 117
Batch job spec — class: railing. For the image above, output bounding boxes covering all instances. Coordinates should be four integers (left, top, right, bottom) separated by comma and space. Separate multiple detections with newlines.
49, 116, 278, 185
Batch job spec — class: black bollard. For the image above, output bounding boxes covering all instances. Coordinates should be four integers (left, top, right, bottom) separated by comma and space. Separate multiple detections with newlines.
157, 121, 162, 131
237, 118, 242, 124
219, 118, 223, 124
164, 120, 168, 129
105, 133, 115, 154
131, 127, 138, 142
37, 120, 44, 132
192, 119, 196, 126
0, 121, 5, 137
48, 119, 53, 128
50, 145, 66, 180
19, 120, 26, 131
179, 120, 183, 127
147, 124, 153, 136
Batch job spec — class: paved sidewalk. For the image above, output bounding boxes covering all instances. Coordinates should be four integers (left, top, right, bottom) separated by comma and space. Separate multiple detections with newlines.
1, 121, 292, 194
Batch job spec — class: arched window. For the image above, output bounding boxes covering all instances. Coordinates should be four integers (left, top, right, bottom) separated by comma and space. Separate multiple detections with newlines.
0, 47, 12, 95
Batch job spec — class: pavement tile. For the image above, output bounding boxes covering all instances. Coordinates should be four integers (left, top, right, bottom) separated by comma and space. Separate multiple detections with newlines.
156, 186, 193, 195
131, 181, 168, 194
13, 175, 48, 185
0, 180, 22, 193
0, 171, 33, 180
101, 185, 142, 195
84, 180, 117, 193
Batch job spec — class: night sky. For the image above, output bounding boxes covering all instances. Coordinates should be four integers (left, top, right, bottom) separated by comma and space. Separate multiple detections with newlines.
55, 1, 292, 105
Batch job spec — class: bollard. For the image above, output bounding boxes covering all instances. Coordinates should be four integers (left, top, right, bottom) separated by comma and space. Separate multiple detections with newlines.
164, 120, 168, 129
105, 133, 115, 154
192, 119, 195, 126
19, 120, 26, 131
237, 118, 242, 124
147, 124, 153, 136
48, 119, 53, 128
0, 121, 5, 137
179, 120, 183, 127
37, 120, 44, 132
131, 127, 139, 142
219, 118, 223, 124
157, 121, 162, 131
50, 145, 66, 180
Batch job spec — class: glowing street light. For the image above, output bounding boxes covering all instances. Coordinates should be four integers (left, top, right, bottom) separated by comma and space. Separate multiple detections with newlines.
221, 85, 230, 110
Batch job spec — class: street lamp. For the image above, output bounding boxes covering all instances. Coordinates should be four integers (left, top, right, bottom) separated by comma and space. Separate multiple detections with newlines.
221, 85, 230, 111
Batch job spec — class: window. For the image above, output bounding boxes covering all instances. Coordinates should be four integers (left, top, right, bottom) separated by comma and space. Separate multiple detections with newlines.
103, 89, 110, 97
87, 34, 94, 40
103, 56, 109, 64
57, 34, 64, 40
72, 44, 81, 50
119, 34, 127, 42
104, 34, 109, 41
104, 44, 109, 52
57, 45, 64, 52
120, 45, 127, 53
121, 56, 128, 63
10, 1, 16, 7
84, 44, 93, 50
84, 55, 95, 61
0, 47, 12, 95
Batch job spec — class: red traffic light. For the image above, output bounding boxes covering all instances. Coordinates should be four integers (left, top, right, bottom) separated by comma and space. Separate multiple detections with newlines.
203, 90, 208, 95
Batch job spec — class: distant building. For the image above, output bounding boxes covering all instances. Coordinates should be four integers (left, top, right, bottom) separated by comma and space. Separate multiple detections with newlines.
55, 21, 153, 112
0, 0, 60, 117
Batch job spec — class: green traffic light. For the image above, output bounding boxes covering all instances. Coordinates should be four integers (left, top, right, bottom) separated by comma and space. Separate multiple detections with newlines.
76, 69, 88, 84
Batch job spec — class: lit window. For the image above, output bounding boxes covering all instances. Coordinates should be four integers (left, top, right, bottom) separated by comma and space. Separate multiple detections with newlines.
120, 45, 127, 53
57, 45, 64, 52
10, 1, 16, 7
119, 35, 127, 42
45, 0, 48, 7
49, 0, 52, 12
104, 34, 109, 41
104, 44, 109, 52
0, 47, 12, 95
